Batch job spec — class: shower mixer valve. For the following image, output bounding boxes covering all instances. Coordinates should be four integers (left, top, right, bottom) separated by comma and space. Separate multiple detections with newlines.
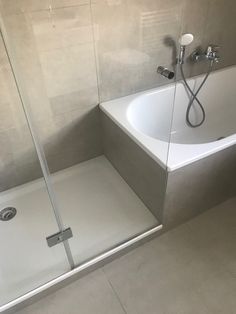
177, 34, 218, 128
206, 45, 220, 62
192, 45, 220, 63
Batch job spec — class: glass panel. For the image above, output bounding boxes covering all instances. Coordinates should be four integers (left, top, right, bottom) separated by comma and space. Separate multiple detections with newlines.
0, 0, 181, 274
167, 1, 236, 228
0, 34, 70, 306
169, 1, 236, 165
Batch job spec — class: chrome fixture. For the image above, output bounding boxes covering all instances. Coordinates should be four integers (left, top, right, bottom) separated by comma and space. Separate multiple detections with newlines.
157, 66, 175, 79
192, 45, 220, 63
178, 33, 194, 64
0, 207, 17, 221
46, 227, 73, 247
206, 45, 220, 62
177, 34, 217, 128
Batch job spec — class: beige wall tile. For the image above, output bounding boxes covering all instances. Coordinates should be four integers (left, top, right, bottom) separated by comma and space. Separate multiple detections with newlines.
52, 0, 89, 8
203, 0, 236, 69
0, 0, 51, 14
92, 0, 183, 100
30, 5, 93, 52
39, 43, 97, 98
0, 3, 100, 190
0, 0, 90, 16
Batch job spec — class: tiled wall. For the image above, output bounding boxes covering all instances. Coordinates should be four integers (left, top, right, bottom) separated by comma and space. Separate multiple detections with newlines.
0, 0, 235, 191
0, 0, 102, 191
93, 0, 236, 100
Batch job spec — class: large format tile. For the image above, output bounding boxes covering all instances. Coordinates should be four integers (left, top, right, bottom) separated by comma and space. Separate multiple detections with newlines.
0, 0, 90, 15
0, 0, 51, 14
30, 5, 93, 53
180, 0, 211, 78
204, 0, 236, 69
29, 5, 98, 101
0, 37, 27, 131
102, 197, 236, 314
0, 4, 101, 187
185, 198, 236, 276
195, 270, 236, 314
52, 0, 90, 8
92, 0, 183, 101
14, 270, 126, 314
39, 43, 97, 98
101, 112, 167, 221
180, 0, 236, 78
163, 145, 236, 228
44, 106, 102, 173
102, 225, 211, 313
0, 126, 42, 192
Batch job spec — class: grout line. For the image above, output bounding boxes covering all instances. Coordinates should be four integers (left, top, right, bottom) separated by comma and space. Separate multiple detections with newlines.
48, 3, 90, 11
1, 3, 90, 17
102, 268, 128, 314
89, 0, 102, 104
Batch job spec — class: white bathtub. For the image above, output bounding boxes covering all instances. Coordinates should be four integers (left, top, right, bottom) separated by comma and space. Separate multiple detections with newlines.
100, 66, 236, 171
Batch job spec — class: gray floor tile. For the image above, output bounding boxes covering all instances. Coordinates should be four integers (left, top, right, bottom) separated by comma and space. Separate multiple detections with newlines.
185, 198, 236, 275
15, 270, 126, 314
102, 198, 236, 314
195, 269, 236, 314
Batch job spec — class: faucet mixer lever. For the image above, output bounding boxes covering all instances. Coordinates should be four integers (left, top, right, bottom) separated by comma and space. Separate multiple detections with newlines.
206, 45, 220, 62
192, 44, 220, 63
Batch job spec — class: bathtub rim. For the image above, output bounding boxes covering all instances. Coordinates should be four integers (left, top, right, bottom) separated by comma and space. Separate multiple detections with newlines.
100, 65, 236, 172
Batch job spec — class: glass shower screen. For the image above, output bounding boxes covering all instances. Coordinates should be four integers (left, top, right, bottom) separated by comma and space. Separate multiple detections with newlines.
0, 0, 181, 310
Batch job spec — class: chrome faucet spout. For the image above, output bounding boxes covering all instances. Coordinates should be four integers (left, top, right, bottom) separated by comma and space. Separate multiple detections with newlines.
206, 45, 220, 62
192, 44, 220, 63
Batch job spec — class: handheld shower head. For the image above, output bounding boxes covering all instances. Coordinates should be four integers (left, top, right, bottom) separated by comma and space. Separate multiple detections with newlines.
178, 33, 194, 64
179, 33, 194, 47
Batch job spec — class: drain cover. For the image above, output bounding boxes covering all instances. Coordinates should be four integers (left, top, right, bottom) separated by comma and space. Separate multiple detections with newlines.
0, 207, 17, 221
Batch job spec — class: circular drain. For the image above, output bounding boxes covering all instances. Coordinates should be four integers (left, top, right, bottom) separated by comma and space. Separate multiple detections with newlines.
0, 207, 17, 221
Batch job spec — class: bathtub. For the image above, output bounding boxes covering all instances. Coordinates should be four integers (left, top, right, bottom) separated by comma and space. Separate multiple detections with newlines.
100, 65, 236, 171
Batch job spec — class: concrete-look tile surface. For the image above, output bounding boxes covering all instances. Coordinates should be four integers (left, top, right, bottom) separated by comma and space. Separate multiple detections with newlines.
103, 197, 236, 314
15, 270, 126, 314
14, 197, 236, 314
186, 198, 236, 276
92, 0, 183, 101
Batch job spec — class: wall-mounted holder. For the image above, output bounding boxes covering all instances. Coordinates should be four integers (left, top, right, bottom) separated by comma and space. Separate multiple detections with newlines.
157, 66, 175, 80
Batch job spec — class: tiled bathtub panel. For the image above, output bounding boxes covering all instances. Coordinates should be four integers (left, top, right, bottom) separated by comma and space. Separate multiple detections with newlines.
101, 111, 167, 221
164, 145, 236, 229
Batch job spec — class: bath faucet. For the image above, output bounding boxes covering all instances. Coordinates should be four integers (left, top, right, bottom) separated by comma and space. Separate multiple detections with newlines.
157, 66, 175, 80
206, 45, 220, 62
192, 45, 220, 63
